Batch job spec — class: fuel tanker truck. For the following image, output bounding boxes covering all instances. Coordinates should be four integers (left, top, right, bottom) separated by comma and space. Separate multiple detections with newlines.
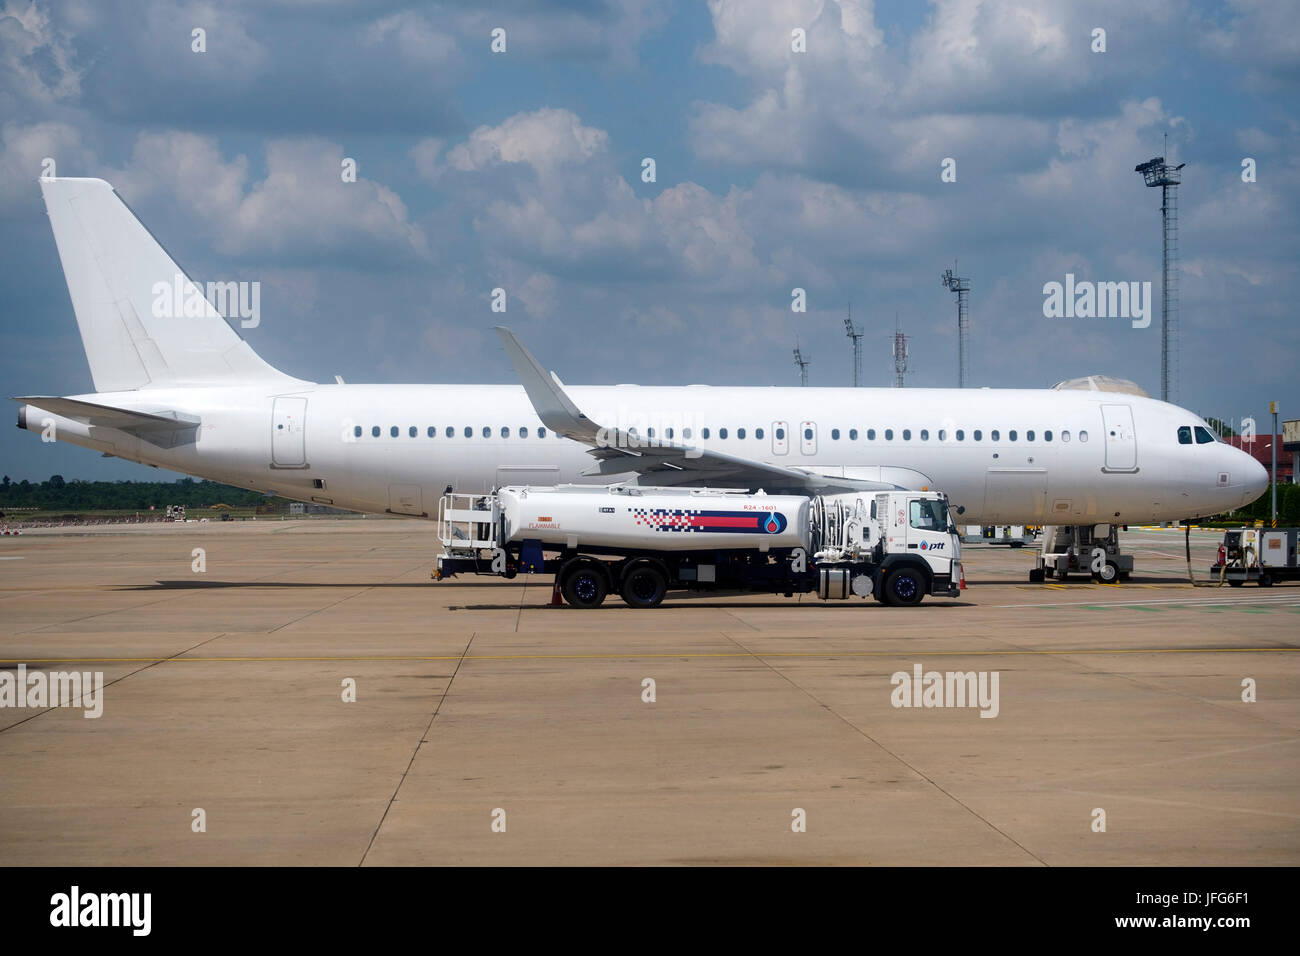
434, 485, 964, 609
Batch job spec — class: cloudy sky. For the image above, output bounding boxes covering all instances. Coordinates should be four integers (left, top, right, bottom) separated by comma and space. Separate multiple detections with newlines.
1, 0, 1296, 482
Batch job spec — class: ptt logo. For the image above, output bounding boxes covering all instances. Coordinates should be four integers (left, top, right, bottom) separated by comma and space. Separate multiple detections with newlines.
919, 540, 945, 551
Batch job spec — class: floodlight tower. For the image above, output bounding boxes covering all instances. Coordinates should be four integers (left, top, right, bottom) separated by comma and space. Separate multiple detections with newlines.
941, 267, 971, 387
1134, 148, 1185, 403
793, 339, 809, 386
844, 304, 864, 386
892, 314, 908, 388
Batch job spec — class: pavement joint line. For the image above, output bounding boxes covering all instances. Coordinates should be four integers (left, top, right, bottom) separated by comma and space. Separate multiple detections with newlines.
718, 630, 1050, 867
1023, 738, 1300, 788
8, 646, 1296, 665
359, 631, 475, 867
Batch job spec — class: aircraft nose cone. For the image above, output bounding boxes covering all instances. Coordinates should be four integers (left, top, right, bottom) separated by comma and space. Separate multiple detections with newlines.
1242, 455, 1269, 506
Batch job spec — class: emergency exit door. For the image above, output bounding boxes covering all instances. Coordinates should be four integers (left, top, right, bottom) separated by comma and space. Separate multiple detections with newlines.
771, 421, 789, 455
271, 397, 307, 468
799, 421, 817, 455
1100, 403, 1138, 473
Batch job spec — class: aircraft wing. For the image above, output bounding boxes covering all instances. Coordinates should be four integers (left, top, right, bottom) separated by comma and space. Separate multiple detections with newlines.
15, 396, 200, 448
494, 328, 927, 496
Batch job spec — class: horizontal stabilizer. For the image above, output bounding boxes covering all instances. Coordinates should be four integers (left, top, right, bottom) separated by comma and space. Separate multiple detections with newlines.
15, 396, 199, 448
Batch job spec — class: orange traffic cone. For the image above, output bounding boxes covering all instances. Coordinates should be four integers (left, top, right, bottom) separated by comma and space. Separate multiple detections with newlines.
550, 579, 564, 606
959, 564, 967, 590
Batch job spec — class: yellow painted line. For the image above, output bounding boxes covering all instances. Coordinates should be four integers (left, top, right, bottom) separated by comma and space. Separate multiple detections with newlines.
2, 647, 1298, 664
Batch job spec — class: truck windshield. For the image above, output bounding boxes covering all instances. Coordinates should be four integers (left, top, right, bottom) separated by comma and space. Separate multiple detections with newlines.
909, 499, 949, 531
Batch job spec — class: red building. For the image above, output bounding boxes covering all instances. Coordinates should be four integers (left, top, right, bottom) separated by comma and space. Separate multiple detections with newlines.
1226, 434, 1294, 483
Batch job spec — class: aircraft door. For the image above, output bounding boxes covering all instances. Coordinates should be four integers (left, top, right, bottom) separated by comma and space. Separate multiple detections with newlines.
799, 421, 817, 455
271, 397, 307, 468
1101, 403, 1138, 473
772, 421, 789, 455
388, 484, 424, 516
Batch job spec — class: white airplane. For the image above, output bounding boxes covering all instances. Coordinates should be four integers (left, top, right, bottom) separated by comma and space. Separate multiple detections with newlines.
16, 178, 1268, 527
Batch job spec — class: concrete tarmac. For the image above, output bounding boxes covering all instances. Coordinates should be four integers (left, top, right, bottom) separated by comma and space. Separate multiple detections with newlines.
0, 520, 1296, 865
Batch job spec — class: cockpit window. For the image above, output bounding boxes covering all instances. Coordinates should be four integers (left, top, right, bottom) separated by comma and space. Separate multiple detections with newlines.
1178, 426, 1193, 445
1194, 425, 1217, 444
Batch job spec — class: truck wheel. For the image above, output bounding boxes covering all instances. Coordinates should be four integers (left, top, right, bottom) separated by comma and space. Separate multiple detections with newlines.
620, 565, 667, 608
1095, 561, 1118, 584
1258, 574, 1273, 588
561, 561, 607, 608
1228, 579, 1243, 588
884, 567, 926, 606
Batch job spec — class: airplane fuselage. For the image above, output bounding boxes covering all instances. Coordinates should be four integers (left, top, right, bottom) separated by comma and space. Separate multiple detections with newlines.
21, 383, 1266, 525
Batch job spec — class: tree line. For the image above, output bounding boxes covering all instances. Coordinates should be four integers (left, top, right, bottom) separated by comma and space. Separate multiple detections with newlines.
0, 476, 270, 512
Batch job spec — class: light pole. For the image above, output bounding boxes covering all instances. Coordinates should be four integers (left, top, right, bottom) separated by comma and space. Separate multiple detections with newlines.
1271, 401, 1278, 525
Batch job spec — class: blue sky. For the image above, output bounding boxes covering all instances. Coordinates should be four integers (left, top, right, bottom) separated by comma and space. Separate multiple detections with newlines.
1, 0, 1297, 482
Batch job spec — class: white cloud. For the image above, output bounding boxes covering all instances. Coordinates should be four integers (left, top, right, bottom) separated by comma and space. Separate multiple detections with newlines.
0, 121, 95, 210
443, 108, 609, 176
108, 132, 428, 260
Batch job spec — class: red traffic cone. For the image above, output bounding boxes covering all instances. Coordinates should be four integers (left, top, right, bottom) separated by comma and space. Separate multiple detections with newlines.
958, 563, 967, 590
550, 579, 564, 606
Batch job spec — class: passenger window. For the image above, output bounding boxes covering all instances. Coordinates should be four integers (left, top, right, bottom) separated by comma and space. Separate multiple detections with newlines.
1079, 430, 1089, 442
774, 427, 784, 440
647, 427, 655, 439
1009, 430, 1017, 441
804, 427, 813, 440
867, 429, 876, 440
409, 426, 417, 438
974, 430, 982, 441
702, 427, 711, 439
719, 427, 728, 439
372, 427, 380, 437
520, 426, 529, 438
738, 427, 746, 439
354, 425, 362, 438
1178, 426, 1193, 445
464, 426, 472, 438
755, 427, 763, 439
849, 428, 857, 440
902, 429, 911, 440
831, 428, 840, 440
1194, 426, 1215, 444
427, 427, 435, 438
538, 427, 547, 438
482, 426, 491, 438
390, 426, 399, 438
920, 429, 929, 441
666, 427, 675, 440
501, 426, 510, 438
1026, 430, 1034, 441
684, 428, 693, 440
885, 429, 894, 440
938, 429, 946, 441
991, 429, 1000, 441
956, 429, 964, 441
1044, 430, 1052, 442
445, 426, 454, 438
1062, 430, 1071, 442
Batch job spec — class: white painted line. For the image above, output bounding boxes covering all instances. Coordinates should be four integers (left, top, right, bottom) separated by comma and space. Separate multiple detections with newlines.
0, 556, 25, 560
991, 594, 1300, 609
